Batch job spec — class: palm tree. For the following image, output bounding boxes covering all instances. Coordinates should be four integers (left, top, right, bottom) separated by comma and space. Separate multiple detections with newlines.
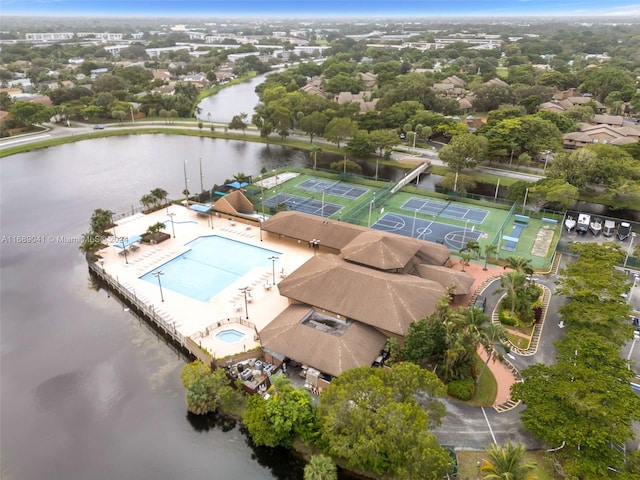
480, 440, 537, 480
304, 454, 337, 480
503, 256, 533, 276
465, 240, 481, 259
460, 252, 472, 272
140, 193, 155, 210
484, 244, 498, 271
499, 270, 526, 315
151, 188, 169, 206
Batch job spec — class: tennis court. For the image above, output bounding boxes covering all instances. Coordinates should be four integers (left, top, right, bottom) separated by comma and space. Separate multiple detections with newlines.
297, 178, 369, 200
401, 197, 488, 224
372, 213, 485, 251
264, 193, 342, 218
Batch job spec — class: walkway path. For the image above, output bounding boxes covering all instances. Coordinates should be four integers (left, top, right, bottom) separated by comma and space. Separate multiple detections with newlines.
476, 345, 519, 408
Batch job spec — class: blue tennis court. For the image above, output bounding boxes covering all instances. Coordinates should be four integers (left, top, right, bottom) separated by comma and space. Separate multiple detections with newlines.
264, 193, 342, 218
297, 178, 368, 199
401, 197, 488, 224
371, 213, 485, 251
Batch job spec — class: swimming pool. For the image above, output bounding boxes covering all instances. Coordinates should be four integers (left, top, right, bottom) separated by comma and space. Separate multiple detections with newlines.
215, 329, 246, 343
140, 236, 281, 302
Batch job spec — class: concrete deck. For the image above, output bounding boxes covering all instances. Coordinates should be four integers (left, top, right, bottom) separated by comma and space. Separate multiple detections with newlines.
97, 204, 313, 359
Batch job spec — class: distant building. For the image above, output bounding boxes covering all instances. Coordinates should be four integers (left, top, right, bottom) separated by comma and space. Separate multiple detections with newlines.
25, 32, 74, 41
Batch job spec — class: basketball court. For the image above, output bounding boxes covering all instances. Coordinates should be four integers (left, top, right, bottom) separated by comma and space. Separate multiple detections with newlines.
372, 213, 486, 251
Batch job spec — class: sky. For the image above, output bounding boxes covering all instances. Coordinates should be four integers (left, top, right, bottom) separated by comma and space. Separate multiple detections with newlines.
3, 0, 640, 18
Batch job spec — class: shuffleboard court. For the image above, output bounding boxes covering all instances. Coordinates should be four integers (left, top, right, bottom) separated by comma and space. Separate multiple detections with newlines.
264, 193, 342, 218
297, 178, 368, 200
372, 213, 485, 251
401, 197, 488, 224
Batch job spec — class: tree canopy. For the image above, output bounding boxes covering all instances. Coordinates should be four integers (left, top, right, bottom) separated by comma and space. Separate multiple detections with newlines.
318, 364, 449, 479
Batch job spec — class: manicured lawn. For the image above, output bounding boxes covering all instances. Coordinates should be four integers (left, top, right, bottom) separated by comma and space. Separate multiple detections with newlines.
457, 450, 556, 480
468, 355, 497, 407
506, 331, 531, 350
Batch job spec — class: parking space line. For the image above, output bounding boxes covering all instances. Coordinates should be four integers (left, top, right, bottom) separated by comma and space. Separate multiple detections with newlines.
481, 407, 497, 444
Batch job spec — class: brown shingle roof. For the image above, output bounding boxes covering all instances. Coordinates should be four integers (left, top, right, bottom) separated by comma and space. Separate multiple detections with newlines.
262, 211, 452, 266
415, 264, 475, 295
591, 114, 624, 126
262, 211, 366, 250
259, 304, 387, 377
341, 231, 421, 270
213, 190, 255, 217
277, 255, 446, 336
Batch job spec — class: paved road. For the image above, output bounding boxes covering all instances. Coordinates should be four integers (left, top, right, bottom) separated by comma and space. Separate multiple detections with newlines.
394, 146, 546, 182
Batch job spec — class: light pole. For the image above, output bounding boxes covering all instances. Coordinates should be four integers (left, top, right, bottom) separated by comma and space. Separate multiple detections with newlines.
239, 286, 251, 319
523, 187, 529, 214
167, 212, 176, 238
624, 232, 637, 268
199, 156, 204, 197
153, 271, 165, 302
412, 209, 418, 238
367, 193, 376, 227
268, 256, 279, 285
258, 176, 265, 218
375, 158, 379, 181
310, 239, 320, 255
462, 219, 469, 251
543, 150, 551, 173
121, 238, 128, 264
130, 105, 135, 124
321, 189, 325, 218
183, 160, 189, 206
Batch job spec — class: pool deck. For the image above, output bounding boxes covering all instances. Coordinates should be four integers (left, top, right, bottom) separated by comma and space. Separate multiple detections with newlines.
97, 204, 313, 359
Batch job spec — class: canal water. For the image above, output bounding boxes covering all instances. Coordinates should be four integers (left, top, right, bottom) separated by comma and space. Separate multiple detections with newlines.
0, 136, 327, 480
197, 72, 275, 123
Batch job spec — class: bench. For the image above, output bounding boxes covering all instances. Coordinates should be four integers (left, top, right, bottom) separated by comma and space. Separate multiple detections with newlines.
542, 218, 558, 229
514, 214, 530, 225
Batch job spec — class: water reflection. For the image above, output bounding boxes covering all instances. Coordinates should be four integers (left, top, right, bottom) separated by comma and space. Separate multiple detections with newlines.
241, 426, 306, 480
186, 411, 237, 433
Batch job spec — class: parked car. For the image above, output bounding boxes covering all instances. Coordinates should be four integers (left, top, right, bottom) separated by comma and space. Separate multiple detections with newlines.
93, 125, 104, 130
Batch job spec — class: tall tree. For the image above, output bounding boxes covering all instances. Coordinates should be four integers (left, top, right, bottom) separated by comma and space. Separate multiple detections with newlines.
439, 133, 488, 192
180, 361, 238, 415
318, 364, 449, 479
9, 101, 55, 126
324, 117, 358, 147
300, 111, 328, 143
228, 113, 248, 135
243, 375, 318, 447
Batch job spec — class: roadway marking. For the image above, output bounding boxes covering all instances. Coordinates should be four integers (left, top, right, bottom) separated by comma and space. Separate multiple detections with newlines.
481, 406, 497, 444
0, 134, 51, 146
627, 337, 637, 362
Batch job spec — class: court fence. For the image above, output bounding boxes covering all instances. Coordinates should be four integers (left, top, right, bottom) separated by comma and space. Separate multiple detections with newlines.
491, 202, 517, 246
341, 183, 394, 225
